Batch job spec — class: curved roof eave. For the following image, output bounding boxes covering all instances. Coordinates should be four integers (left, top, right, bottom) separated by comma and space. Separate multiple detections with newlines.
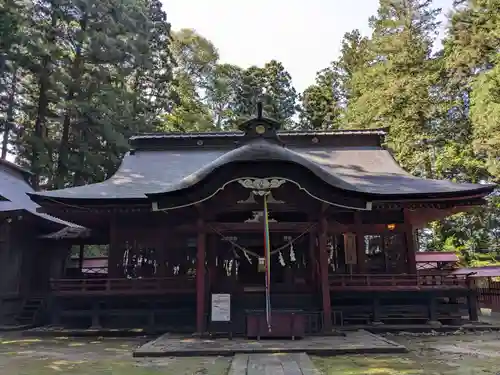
146, 139, 362, 198
28, 139, 496, 204
145, 139, 495, 200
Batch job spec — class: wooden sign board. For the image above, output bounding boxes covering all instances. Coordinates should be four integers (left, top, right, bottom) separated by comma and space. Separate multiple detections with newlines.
211, 293, 231, 322
344, 233, 357, 265
258, 257, 265, 272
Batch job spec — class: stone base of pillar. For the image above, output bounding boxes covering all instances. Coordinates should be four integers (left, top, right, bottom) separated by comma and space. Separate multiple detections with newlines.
427, 320, 442, 328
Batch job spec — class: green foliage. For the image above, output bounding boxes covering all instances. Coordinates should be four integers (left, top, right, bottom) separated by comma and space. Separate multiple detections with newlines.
299, 67, 343, 129
0, 0, 176, 188
344, 0, 441, 174
164, 29, 298, 131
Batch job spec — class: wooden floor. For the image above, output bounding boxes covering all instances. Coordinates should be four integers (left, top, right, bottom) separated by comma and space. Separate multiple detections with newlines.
133, 330, 407, 357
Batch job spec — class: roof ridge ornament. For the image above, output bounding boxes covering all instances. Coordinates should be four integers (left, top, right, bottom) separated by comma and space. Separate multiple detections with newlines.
257, 102, 263, 120
238, 102, 282, 142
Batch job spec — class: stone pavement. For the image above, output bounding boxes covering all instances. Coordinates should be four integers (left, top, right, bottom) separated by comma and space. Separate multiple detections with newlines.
133, 329, 407, 357
228, 353, 319, 375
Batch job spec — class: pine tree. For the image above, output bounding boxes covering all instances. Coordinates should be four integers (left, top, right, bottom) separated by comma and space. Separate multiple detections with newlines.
345, 0, 441, 174
299, 66, 343, 129
298, 30, 370, 130
234, 61, 298, 126
428, 0, 500, 255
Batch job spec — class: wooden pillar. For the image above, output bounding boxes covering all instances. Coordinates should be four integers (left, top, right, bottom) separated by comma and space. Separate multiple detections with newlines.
427, 296, 438, 323
208, 234, 217, 288
156, 227, 167, 277
467, 277, 479, 322
108, 216, 120, 278
319, 215, 332, 332
196, 218, 206, 334
90, 301, 101, 328
308, 232, 317, 285
403, 210, 417, 274
372, 296, 381, 324
78, 244, 84, 272
354, 212, 365, 273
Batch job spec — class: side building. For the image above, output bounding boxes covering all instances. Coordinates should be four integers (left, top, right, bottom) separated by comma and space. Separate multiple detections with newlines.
28, 115, 495, 335
0, 159, 81, 326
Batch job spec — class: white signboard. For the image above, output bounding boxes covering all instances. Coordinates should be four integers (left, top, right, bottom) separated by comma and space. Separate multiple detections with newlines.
211, 293, 231, 322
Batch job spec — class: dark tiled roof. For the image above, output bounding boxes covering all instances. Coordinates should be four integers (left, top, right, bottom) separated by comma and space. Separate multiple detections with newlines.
29, 139, 494, 201
129, 128, 388, 141
0, 160, 81, 227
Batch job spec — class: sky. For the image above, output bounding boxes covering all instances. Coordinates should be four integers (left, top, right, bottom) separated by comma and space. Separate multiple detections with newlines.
163, 0, 455, 93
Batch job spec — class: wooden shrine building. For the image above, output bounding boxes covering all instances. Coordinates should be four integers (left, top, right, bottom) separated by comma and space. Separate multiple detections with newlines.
28, 113, 495, 336
0, 159, 80, 326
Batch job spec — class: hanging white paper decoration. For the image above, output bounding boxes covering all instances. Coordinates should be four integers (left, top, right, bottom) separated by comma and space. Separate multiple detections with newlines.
279, 251, 286, 267
290, 243, 296, 262
243, 249, 253, 264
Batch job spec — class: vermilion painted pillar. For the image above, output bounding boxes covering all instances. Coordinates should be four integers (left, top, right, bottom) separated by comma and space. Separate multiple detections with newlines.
403, 209, 417, 274
196, 218, 206, 334
354, 212, 365, 273
308, 231, 317, 284
319, 216, 332, 331
108, 216, 120, 278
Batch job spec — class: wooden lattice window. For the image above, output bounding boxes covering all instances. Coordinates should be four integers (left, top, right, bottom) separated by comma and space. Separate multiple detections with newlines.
0, 222, 9, 243
364, 233, 407, 273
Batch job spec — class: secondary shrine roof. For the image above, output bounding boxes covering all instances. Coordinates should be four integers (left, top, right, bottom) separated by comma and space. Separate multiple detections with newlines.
453, 266, 500, 278
415, 252, 460, 263
0, 159, 81, 227
28, 114, 495, 204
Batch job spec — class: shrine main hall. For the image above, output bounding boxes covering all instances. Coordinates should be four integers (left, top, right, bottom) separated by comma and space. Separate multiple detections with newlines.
28, 113, 494, 336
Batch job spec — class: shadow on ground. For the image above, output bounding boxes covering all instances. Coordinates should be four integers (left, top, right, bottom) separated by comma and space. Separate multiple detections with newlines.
313, 331, 500, 375
0, 332, 231, 375
3, 331, 500, 374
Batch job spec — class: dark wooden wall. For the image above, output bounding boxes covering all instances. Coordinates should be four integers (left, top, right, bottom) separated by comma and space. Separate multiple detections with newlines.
0, 218, 71, 324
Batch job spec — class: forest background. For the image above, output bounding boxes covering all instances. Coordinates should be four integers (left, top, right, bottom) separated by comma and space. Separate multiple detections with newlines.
1, 0, 499, 264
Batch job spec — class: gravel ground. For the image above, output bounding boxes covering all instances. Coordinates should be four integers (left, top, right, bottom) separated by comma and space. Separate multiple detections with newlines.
0, 332, 231, 375
313, 330, 500, 374
3, 330, 500, 374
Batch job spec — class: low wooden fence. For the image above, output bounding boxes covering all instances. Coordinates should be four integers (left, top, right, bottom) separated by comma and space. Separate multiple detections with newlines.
328, 273, 467, 291
477, 279, 500, 312
50, 277, 196, 296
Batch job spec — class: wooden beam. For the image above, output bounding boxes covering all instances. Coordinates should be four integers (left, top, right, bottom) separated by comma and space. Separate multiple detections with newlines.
319, 215, 332, 332
175, 222, 317, 233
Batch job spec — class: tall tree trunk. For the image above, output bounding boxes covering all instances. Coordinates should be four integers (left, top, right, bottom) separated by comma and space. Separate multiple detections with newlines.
31, 10, 57, 190
73, 123, 88, 186
54, 23, 86, 189
0, 53, 6, 95
1, 66, 18, 159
